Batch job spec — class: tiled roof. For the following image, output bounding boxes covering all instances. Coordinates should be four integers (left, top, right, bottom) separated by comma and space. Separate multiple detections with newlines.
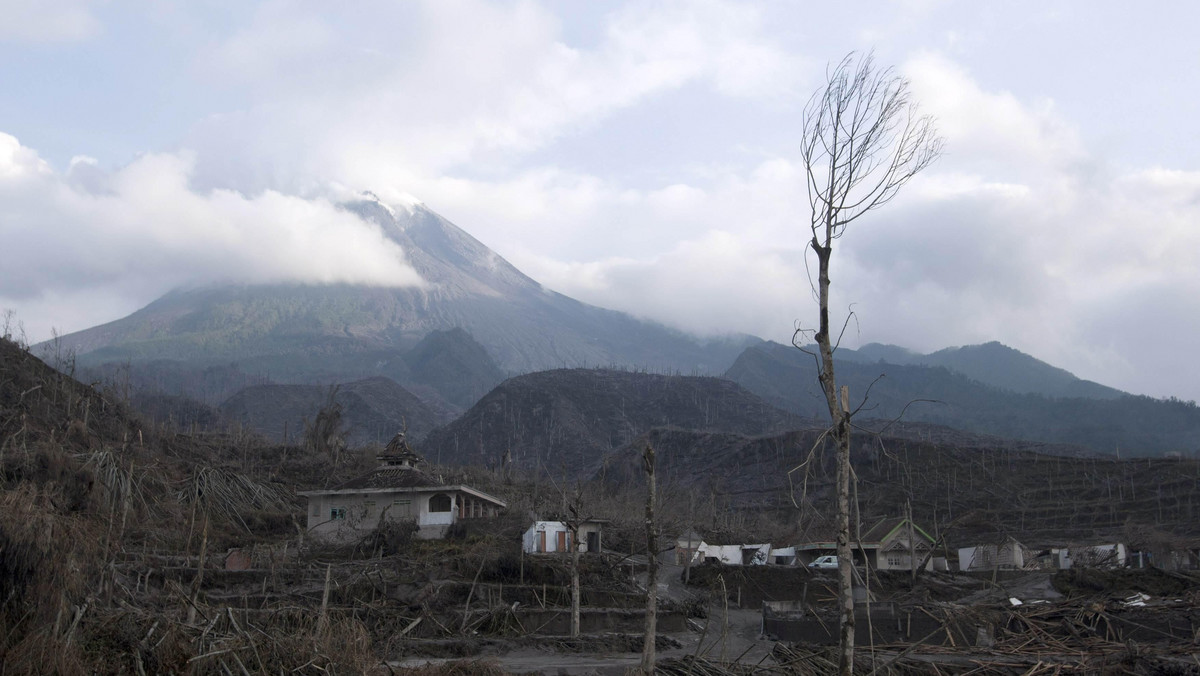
333, 467, 445, 491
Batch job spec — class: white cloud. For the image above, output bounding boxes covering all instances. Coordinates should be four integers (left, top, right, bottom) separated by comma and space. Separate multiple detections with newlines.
184, 0, 803, 194
0, 0, 100, 42
904, 52, 1086, 177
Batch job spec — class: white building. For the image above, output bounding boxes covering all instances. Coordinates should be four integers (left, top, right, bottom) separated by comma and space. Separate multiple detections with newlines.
298, 434, 506, 541
522, 520, 606, 554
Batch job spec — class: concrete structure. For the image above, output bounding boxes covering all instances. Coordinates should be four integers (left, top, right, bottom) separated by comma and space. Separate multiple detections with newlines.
298, 433, 506, 541
1070, 543, 1127, 569
700, 543, 771, 565
959, 537, 1032, 572
769, 546, 797, 565
670, 531, 774, 566
522, 519, 606, 554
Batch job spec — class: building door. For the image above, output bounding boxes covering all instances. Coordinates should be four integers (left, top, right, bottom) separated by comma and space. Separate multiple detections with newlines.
587, 531, 600, 553
538, 531, 546, 553
556, 530, 568, 552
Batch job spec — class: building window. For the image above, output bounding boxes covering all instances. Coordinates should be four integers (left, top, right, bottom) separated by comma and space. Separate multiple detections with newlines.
429, 493, 452, 513
887, 554, 902, 567
330, 507, 346, 520
310, 501, 320, 517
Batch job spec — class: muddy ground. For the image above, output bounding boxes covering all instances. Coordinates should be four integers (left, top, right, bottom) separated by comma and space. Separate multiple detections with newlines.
390, 564, 1200, 675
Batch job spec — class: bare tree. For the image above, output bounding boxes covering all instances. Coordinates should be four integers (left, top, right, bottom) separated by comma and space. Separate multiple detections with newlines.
639, 443, 658, 674
796, 52, 942, 675
304, 385, 346, 463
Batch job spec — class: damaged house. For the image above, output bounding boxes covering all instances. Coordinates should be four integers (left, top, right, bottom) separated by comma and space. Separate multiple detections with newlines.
959, 537, 1033, 572
670, 531, 772, 566
299, 433, 506, 541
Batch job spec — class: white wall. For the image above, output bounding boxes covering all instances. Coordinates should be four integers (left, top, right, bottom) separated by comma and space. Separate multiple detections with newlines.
305, 490, 454, 540
523, 521, 601, 553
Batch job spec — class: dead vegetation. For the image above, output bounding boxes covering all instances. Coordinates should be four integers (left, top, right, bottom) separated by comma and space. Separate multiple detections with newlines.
7, 334, 1200, 674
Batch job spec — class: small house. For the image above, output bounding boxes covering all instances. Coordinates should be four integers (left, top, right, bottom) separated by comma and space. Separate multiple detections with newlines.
522, 519, 607, 554
674, 530, 706, 565
298, 433, 506, 541
797, 517, 935, 571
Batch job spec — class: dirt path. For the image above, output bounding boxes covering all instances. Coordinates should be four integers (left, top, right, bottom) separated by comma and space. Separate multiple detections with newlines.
389, 601, 776, 675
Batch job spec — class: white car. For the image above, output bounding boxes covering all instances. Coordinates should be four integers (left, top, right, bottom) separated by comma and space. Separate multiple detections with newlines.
808, 555, 839, 570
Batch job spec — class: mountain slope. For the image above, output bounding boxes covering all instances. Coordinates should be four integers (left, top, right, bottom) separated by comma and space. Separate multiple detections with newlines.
726, 341, 1200, 456
838, 341, 1124, 399
53, 197, 756, 382
921, 342, 1123, 399
420, 368, 810, 476
402, 328, 505, 410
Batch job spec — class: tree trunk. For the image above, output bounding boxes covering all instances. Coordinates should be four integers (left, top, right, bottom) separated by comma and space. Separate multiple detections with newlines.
814, 239, 855, 675
835, 411, 855, 675
641, 443, 658, 673
570, 524, 581, 637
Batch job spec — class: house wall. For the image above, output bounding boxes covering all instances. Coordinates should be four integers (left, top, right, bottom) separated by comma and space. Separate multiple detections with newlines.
878, 551, 915, 571
522, 521, 604, 553
702, 545, 744, 565
305, 490, 461, 540
770, 546, 797, 565
1071, 543, 1126, 568
959, 542, 1028, 572
676, 543, 705, 565
958, 546, 990, 572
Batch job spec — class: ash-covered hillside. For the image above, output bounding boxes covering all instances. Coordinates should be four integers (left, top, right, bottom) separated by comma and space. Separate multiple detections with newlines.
420, 368, 811, 476
727, 341, 1200, 456
219, 376, 450, 446
598, 422, 1200, 547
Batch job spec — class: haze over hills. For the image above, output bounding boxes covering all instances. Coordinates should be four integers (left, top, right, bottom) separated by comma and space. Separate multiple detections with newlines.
34, 194, 1200, 458
725, 341, 1200, 456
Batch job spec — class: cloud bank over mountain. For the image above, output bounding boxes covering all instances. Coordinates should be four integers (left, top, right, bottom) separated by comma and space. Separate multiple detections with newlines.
0, 133, 423, 333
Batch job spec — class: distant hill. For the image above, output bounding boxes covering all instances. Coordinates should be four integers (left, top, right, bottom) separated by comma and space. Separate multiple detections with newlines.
49, 196, 757, 396
219, 376, 448, 446
726, 341, 1200, 456
842, 341, 1123, 399
401, 328, 505, 411
421, 368, 810, 476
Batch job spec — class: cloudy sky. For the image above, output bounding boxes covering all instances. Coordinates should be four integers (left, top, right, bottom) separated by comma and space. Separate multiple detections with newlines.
2, 0, 1199, 402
